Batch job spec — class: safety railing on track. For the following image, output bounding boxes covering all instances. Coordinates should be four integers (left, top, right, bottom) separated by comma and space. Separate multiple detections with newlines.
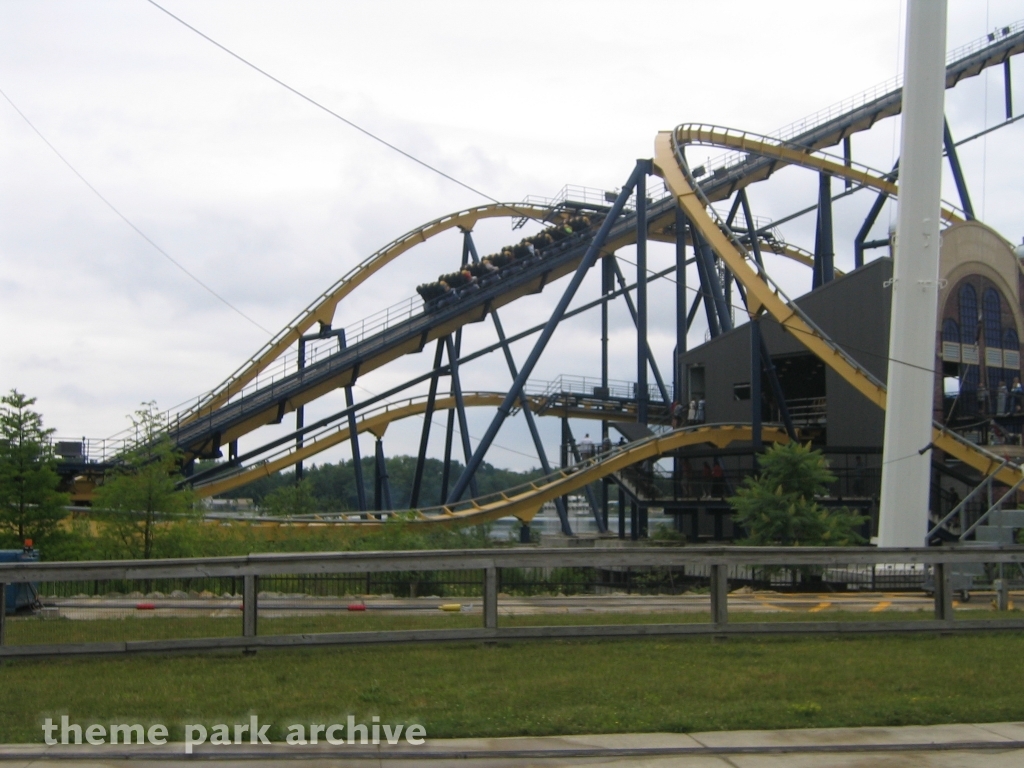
515, 181, 672, 225
3, 545, 1024, 658
73, 22, 1023, 467
699, 21, 1024, 173
524, 375, 669, 404
660, 121, 1024, 494
684, 124, 967, 222
186, 391, 514, 496
56, 286, 454, 465
702, 27, 1024, 189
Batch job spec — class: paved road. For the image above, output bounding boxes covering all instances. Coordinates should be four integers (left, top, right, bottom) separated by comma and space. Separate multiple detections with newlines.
2, 722, 1023, 766
41, 589, 1008, 620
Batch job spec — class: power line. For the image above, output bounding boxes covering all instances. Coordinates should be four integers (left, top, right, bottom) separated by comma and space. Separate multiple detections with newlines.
0, 86, 272, 335
145, 0, 544, 226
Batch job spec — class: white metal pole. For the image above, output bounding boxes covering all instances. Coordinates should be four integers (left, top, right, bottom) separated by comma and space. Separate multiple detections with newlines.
877, 0, 948, 547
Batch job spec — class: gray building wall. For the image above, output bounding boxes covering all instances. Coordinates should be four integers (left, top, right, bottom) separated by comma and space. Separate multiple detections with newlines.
679, 258, 893, 448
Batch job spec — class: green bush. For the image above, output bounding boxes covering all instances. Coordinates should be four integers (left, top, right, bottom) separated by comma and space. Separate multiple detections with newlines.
729, 442, 866, 546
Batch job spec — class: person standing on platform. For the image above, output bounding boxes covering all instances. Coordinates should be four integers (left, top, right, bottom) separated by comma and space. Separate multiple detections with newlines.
711, 461, 725, 499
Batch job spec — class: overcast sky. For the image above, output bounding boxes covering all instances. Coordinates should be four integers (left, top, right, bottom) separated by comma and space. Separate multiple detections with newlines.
2, 1, 1023, 477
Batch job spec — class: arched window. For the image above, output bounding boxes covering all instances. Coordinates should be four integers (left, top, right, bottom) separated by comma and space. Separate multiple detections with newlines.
983, 289, 1005, 390
983, 289, 1002, 348
1004, 328, 1020, 380
959, 284, 978, 396
942, 318, 960, 342
959, 284, 978, 344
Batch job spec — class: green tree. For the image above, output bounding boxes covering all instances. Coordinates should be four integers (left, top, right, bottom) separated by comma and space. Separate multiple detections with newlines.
729, 442, 866, 546
262, 479, 318, 517
0, 390, 68, 544
92, 403, 196, 559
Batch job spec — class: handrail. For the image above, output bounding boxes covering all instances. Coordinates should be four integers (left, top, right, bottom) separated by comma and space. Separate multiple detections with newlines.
3, 545, 1024, 584
960, 474, 1024, 541
704, 21, 1024, 171
928, 460, 1007, 537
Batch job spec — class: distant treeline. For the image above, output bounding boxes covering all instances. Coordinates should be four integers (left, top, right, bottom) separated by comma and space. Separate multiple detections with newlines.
213, 456, 546, 511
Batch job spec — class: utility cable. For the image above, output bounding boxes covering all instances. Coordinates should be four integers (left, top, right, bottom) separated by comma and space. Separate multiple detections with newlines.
0, 86, 272, 335
145, 0, 545, 226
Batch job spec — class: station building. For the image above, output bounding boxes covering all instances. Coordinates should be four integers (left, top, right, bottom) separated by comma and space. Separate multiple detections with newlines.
671, 222, 1024, 540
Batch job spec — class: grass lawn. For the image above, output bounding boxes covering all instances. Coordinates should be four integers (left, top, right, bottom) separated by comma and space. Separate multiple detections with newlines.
1, 607, 984, 645
3, 621, 1024, 743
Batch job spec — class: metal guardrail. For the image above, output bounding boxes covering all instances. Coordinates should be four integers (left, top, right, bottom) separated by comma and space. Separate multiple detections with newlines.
524, 375, 668, 403
516, 181, 672, 221
2, 546, 1023, 658
700, 21, 1024, 173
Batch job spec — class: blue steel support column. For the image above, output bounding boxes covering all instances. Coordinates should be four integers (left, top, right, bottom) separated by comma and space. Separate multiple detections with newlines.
636, 163, 650, 425
440, 233, 475, 503
686, 292, 703, 331
439, 402, 455, 504
675, 207, 687, 393
439, 333, 460, 504
618, 485, 626, 539
943, 119, 975, 220
601, 254, 612, 533
489, 310, 573, 534
560, 417, 570, 526
813, 173, 835, 288
408, 338, 446, 508
673, 207, 687, 508
466, 227, 564, 524
723, 269, 733, 327
693, 229, 733, 333
737, 190, 763, 268
344, 387, 366, 512
446, 162, 645, 504
602, 477, 610, 531
338, 330, 367, 513
761, 338, 796, 440
601, 255, 612, 412
444, 335, 479, 501
1005, 59, 1014, 119
751, 318, 763, 459
854, 163, 898, 268
295, 337, 305, 482
843, 136, 853, 191
563, 419, 605, 530
854, 190, 890, 269
724, 194, 743, 227
463, 228, 567, 524
692, 236, 720, 337
610, 259, 670, 404
373, 438, 392, 512
462, 228, 481, 263
730, 276, 793, 441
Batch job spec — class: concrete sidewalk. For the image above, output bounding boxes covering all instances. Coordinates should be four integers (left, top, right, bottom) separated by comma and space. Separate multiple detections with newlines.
2, 722, 1023, 766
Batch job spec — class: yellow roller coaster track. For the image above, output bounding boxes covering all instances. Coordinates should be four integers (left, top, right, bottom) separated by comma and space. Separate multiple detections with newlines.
655, 130, 1022, 488
184, 203, 557, 421
674, 124, 964, 223
192, 390, 644, 499
169, 112, 1015, 525
245, 424, 791, 528
183, 128, 956, 504
184, 138, 891, 430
